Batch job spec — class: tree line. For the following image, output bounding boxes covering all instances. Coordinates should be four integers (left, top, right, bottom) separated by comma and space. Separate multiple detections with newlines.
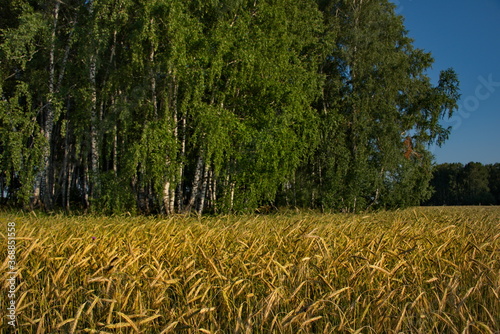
426, 163, 500, 206
0, 0, 460, 214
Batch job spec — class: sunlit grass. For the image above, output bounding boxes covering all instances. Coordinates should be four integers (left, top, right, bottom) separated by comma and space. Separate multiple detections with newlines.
1, 207, 499, 333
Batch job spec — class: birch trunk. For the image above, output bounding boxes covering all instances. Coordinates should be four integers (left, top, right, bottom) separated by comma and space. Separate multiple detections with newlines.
61, 119, 71, 211
197, 164, 210, 215
186, 155, 204, 212
169, 184, 175, 214
113, 123, 118, 175
176, 114, 186, 211
56, 13, 77, 210
83, 156, 90, 211
230, 181, 235, 212
89, 52, 99, 202
169, 75, 179, 214
163, 181, 171, 215
35, 0, 60, 209
86, 0, 100, 204
209, 169, 217, 213
65, 164, 74, 212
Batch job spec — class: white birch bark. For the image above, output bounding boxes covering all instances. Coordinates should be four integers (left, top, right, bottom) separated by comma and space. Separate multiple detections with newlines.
35, 0, 60, 209
197, 164, 210, 215
186, 155, 204, 212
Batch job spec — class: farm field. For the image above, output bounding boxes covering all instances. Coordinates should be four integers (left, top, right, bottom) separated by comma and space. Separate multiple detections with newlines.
1, 207, 499, 333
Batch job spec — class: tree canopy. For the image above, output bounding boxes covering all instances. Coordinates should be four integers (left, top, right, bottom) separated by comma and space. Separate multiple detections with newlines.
426, 162, 499, 206
0, 0, 460, 214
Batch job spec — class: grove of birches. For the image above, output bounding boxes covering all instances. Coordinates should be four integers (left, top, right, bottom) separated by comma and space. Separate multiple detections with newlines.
0, 0, 461, 214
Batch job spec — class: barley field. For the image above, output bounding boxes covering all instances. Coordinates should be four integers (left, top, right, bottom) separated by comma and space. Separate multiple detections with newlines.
1, 207, 499, 333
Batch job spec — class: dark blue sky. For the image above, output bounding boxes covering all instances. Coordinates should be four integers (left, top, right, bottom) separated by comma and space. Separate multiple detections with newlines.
392, 0, 500, 165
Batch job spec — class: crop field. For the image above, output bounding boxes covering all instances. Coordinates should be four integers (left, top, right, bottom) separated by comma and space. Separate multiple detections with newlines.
1, 207, 499, 333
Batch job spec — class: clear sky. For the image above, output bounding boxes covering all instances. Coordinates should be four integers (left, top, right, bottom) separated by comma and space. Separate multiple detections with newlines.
391, 0, 500, 165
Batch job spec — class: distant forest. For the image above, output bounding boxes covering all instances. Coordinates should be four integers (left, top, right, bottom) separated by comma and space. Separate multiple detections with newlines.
426, 163, 500, 206
1, 0, 460, 214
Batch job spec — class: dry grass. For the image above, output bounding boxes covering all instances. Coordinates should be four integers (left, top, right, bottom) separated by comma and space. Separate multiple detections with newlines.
1, 206, 499, 333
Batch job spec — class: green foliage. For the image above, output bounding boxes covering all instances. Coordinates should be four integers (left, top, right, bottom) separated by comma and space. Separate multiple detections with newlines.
0, 82, 44, 205
0, 1, 45, 70
289, 0, 460, 212
488, 164, 500, 205
0, 0, 461, 214
0, 1, 47, 206
427, 162, 498, 206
